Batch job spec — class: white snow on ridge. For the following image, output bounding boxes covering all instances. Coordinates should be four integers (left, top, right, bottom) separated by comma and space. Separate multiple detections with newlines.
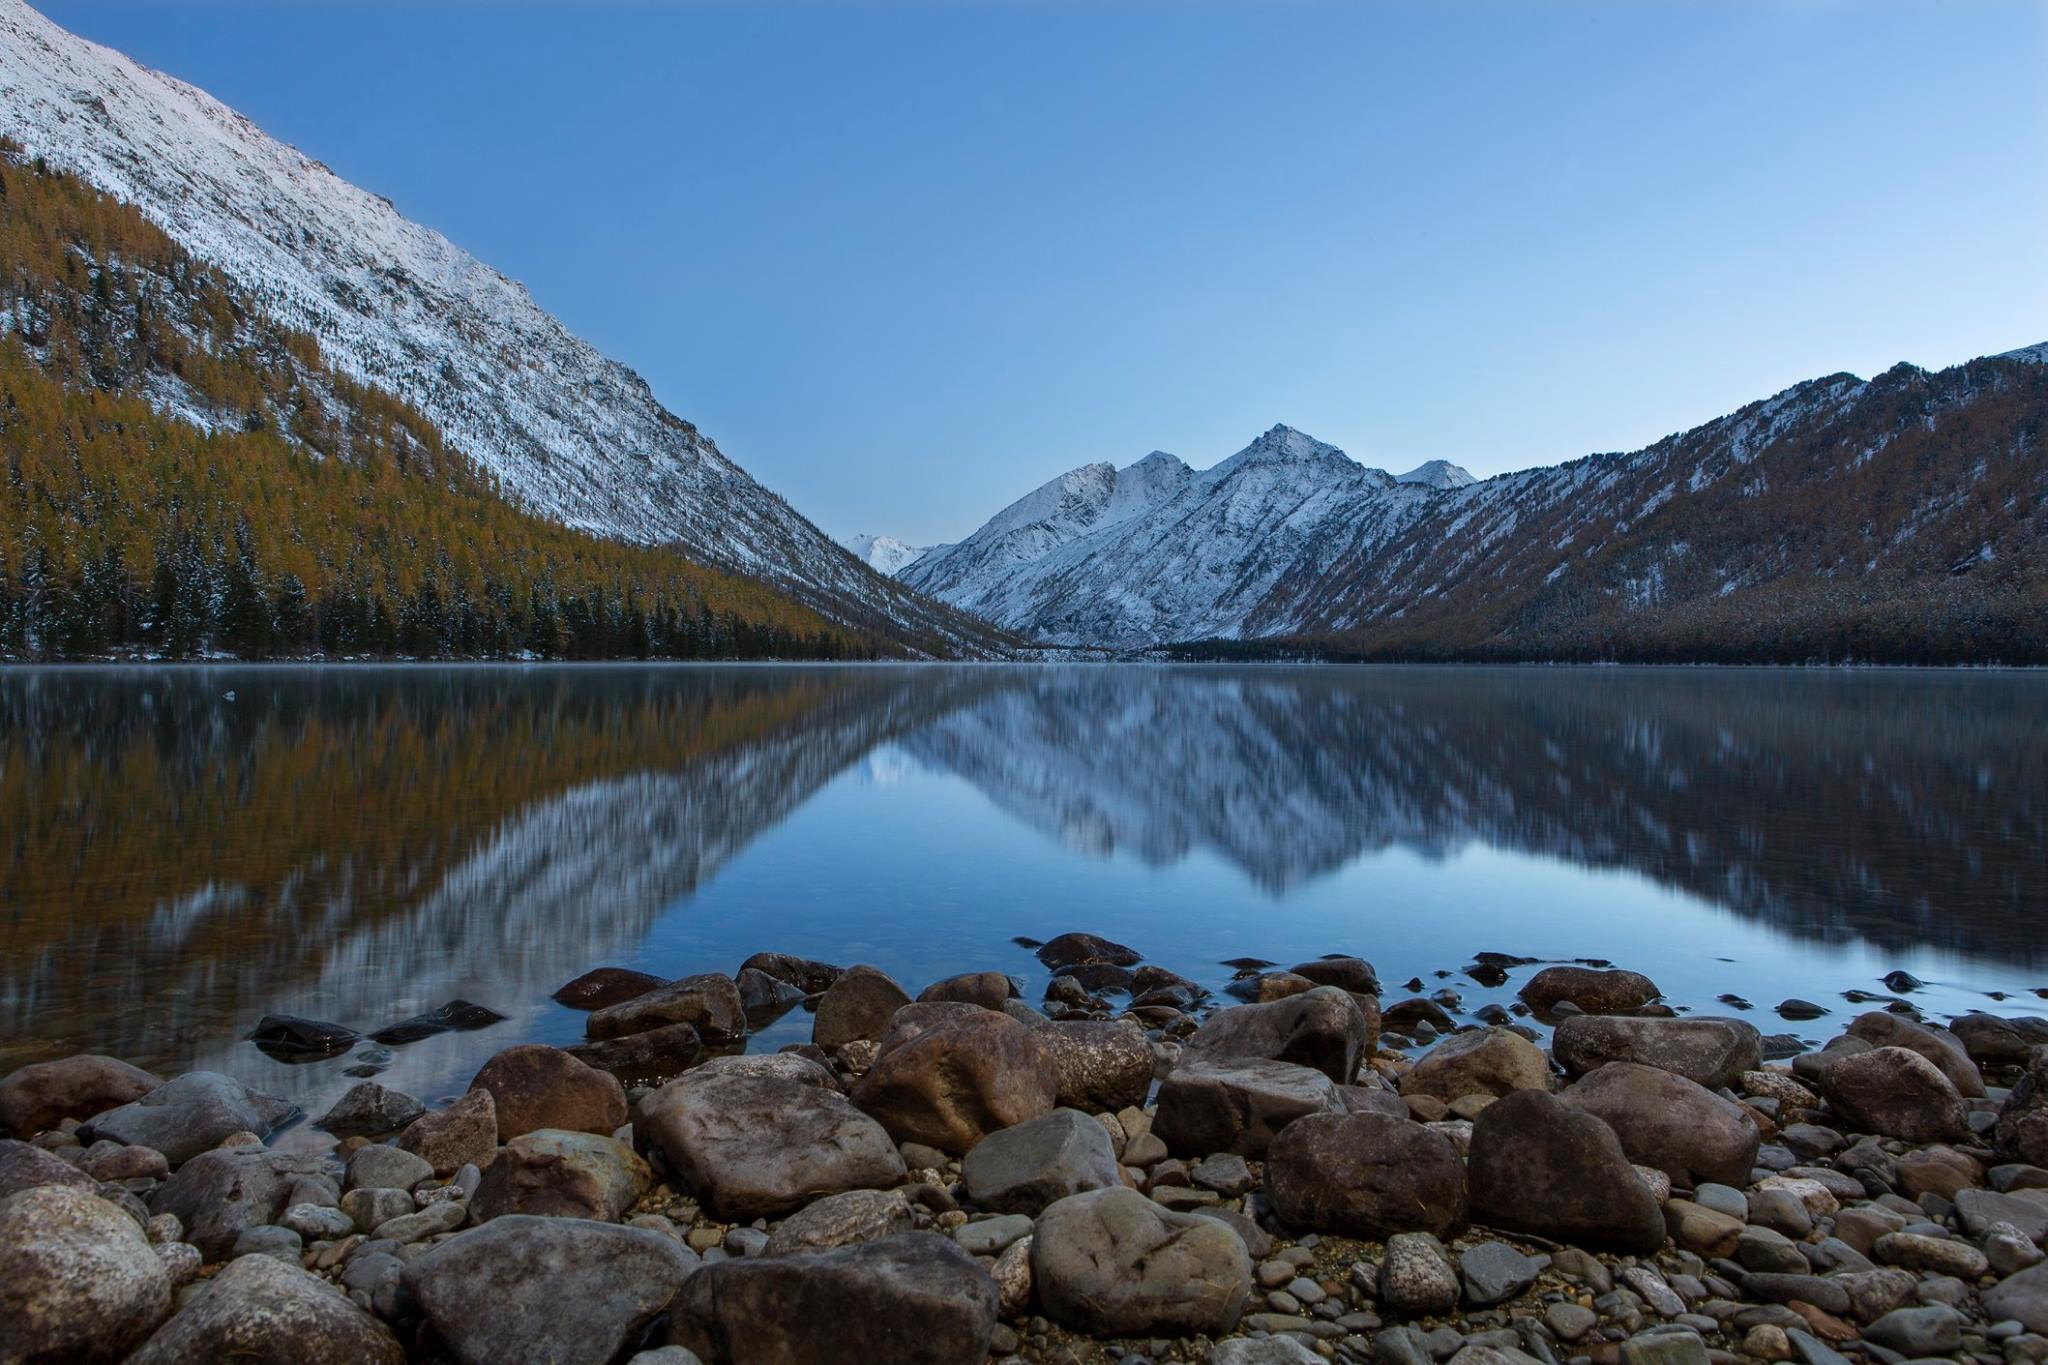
840, 533, 938, 576
0, 0, 972, 645
1396, 459, 1477, 489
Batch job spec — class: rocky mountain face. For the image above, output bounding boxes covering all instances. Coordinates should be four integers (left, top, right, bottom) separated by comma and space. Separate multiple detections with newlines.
906, 351, 2048, 661
0, 0, 1003, 655
839, 534, 939, 576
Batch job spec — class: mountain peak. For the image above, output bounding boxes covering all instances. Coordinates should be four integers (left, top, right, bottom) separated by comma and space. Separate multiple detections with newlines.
1395, 459, 1477, 490
1999, 341, 2048, 365
1219, 425, 1355, 474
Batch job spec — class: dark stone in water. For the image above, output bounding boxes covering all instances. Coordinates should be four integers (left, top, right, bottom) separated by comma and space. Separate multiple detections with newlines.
1760, 1033, 1807, 1060
1880, 970, 1923, 993
1011, 936, 1044, 949
736, 967, 807, 1025
1719, 994, 1754, 1010
249, 1015, 359, 1061
739, 952, 844, 995
1053, 962, 1133, 994
1034, 933, 1141, 970
1474, 952, 1541, 967
1842, 989, 1905, 1005
1404, 977, 1425, 992
1466, 963, 1510, 988
1220, 958, 1277, 971
1778, 999, 1829, 1020
370, 1000, 507, 1046
552, 968, 664, 1011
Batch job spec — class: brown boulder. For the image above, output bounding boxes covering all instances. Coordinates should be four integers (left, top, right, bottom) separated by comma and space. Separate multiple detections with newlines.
1821, 1045, 1971, 1144
586, 973, 745, 1043
551, 967, 664, 1010
1844, 1012, 1986, 1098
1553, 1015, 1762, 1091
1041, 1019, 1156, 1112
565, 1022, 704, 1087
1185, 986, 1374, 1084
470, 1129, 650, 1223
738, 951, 844, 995
1265, 1111, 1466, 1238
812, 964, 914, 1049
851, 1009, 1057, 1154
469, 1044, 627, 1143
397, 1088, 499, 1177
1467, 1088, 1666, 1253
1518, 966, 1660, 1015
1995, 1046, 2048, 1166
1562, 1061, 1760, 1189
1401, 1027, 1552, 1102
0, 1055, 161, 1139
1035, 933, 1142, 969
917, 971, 1017, 1008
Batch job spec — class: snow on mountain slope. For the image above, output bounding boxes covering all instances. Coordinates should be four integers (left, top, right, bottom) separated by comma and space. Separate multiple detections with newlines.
840, 533, 938, 576
0, 0, 996, 651
1396, 460, 1477, 489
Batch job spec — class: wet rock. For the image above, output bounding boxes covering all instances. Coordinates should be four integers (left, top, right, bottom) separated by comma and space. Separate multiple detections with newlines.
735, 967, 808, 1023
1033, 1186, 1250, 1336
1152, 1055, 1345, 1157
80, 1071, 298, 1166
1467, 1088, 1666, 1253
1053, 962, 1134, 994
1843, 1011, 1986, 1097
740, 951, 845, 995
1777, 999, 1829, 1021
0, 1136, 97, 1198
1553, 1015, 1762, 1090
762, 1187, 917, 1256
1985, 1262, 2048, 1334
1185, 986, 1374, 1084
471, 1129, 651, 1223
672, 1231, 995, 1363
1290, 954, 1380, 995
1563, 1061, 1760, 1189
470, 1043, 627, 1142
248, 1014, 360, 1061
1518, 966, 1659, 1015
812, 964, 914, 1048
346, 1142, 434, 1193
315, 1080, 425, 1138
0, 1054, 161, 1138
566, 1021, 705, 1086
1039, 1018, 1155, 1112
1385, 998, 1460, 1034
397, 1087, 499, 1177
1036, 932, 1142, 970
1818, 1045, 1970, 1143
851, 1008, 1057, 1154
128, 1252, 402, 1365
641, 1065, 904, 1218
1996, 1046, 2048, 1167
1266, 1111, 1466, 1239
918, 970, 1017, 1008
587, 973, 746, 1044
1401, 1027, 1552, 1103
406, 1215, 698, 1365
553, 966, 666, 1010
149, 1147, 318, 1260
1380, 1232, 1461, 1315
1951, 1013, 2048, 1066
962, 1107, 1120, 1214
0, 1184, 170, 1362
369, 999, 506, 1045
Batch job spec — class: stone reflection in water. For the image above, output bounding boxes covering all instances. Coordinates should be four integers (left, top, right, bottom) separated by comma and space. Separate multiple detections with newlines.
905, 666, 2046, 958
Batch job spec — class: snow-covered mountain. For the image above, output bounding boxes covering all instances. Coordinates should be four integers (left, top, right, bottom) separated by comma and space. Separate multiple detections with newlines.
905, 351, 2048, 653
0, 0, 998, 653
840, 533, 939, 576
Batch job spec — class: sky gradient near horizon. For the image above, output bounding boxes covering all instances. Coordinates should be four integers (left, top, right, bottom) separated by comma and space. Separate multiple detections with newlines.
36, 0, 2048, 546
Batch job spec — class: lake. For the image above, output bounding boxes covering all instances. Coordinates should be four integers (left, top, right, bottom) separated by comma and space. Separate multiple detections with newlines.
3, 663, 2043, 1144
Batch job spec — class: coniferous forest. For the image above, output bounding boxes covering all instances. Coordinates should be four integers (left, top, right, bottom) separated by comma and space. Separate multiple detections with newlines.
0, 144, 887, 661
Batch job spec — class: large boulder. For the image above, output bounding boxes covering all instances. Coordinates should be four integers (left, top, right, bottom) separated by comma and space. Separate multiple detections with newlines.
851, 1009, 1057, 1154
1844, 1012, 1986, 1097
405, 1216, 698, 1365
1185, 986, 1373, 1084
1519, 966, 1660, 1015
0, 1137, 97, 1198
670, 1232, 997, 1364
1562, 1062, 1760, 1189
397, 1087, 499, 1176
79, 1071, 297, 1165
1035, 933, 1142, 969
736, 967, 807, 1023
1820, 1046, 1970, 1144
1985, 1262, 2048, 1336
1467, 1089, 1667, 1253
1553, 1016, 1762, 1091
738, 951, 844, 995
641, 1066, 903, 1218
469, 1044, 627, 1142
565, 1022, 705, 1086
1040, 1019, 1155, 1112
1265, 1111, 1467, 1239
127, 1253, 402, 1365
918, 971, 1017, 1008
1996, 1046, 2048, 1166
150, 1148, 322, 1260
1152, 1056, 1344, 1157
470, 1129, 651, 1223
585, 973, 745, 1044
1401, 1027, 1552, 1102
0, 1054, 161, 1138
0, 1185, 171, 1363
812, 964, 913, 1048
314, 1080, 426, 1138
1034, 1187, 1249, 1336
1289, 955, 1380, 996
552, 966, 665, 1010
1951, 1014, 2048, 1067
962, 1107, 1121, 1214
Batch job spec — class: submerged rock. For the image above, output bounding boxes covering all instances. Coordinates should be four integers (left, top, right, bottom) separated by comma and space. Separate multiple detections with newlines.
369, 999, 507, 1046
247, 1014, 359, 1061
565, 1021, 704, 1086
586, 973, 745, 1044
551, 966, 665, 1010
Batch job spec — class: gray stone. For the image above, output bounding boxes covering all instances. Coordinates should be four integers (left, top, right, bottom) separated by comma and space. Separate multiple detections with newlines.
371, 1199, 466, 1244
0, 1184, 171, 1363
1545, 1302, 1597, 1343
1185, 986, 1374, 1084
279, 1202, 356, 1240
149, 1148, 321, 1261
954, 1212, 1035, 1256
0, 1054, 162, 1138
1152, 1055, 1344, 1157
1266, 1111, 1467, 1239
130, 1252, 403, 1364
1864, 1305, 1963, 1357
1032, 1186, 1252, 1336
406, 1215, 700, 1365
812, 964, 913, 1048
1987, 1263, 2048, 1335
346, 1142, 434, 1192
231, 1224, 304, 1265
669, 1231, 996, 1364
1959, 1187, 2048, 1243
314, 1081, 425, 1138
762, 1188, 917, 1256
587, 973, 745, 1044
470, 1128, 650, 1223
80, 1071, 297, 1166
1210, 1339, 1324, 1364
1040, 1018, 1156, 1112
1379, 1232, 1460, 1315
0, 1136, 96, 1198
1874, 1230, 1989, 1278
342, 1186, 414, 1235
1552, 1016, 1762, 1091
962, 1107, 1120, 1215
1617, 1332, 1709, 1365
1460, 1241, 1544, 1307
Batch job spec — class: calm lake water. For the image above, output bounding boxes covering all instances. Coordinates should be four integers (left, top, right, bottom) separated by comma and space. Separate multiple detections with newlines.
3, 663, 2044, 1143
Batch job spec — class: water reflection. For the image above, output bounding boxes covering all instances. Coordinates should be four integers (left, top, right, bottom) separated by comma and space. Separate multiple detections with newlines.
1, 664, 2041, 1105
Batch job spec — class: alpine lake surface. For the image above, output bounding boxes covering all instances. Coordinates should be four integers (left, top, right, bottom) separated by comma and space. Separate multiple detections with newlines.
3, 662, 2043, 1150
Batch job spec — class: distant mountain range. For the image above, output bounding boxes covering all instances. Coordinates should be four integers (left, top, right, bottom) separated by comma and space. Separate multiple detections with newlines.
897, 352, 2047, 661
840, 533, 942, 577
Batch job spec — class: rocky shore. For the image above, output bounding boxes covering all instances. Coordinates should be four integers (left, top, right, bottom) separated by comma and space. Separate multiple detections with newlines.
5, 935, 2048, 1365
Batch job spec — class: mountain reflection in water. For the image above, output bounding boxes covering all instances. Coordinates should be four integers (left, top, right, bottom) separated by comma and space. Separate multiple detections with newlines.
1, 664, 2040, 1109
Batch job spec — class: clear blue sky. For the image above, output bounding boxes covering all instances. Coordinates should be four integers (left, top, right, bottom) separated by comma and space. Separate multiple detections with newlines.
40, 1, 2048, 545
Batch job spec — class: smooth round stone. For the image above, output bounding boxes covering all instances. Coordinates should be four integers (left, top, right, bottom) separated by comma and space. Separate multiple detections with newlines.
954, 1213, 1034, 1257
